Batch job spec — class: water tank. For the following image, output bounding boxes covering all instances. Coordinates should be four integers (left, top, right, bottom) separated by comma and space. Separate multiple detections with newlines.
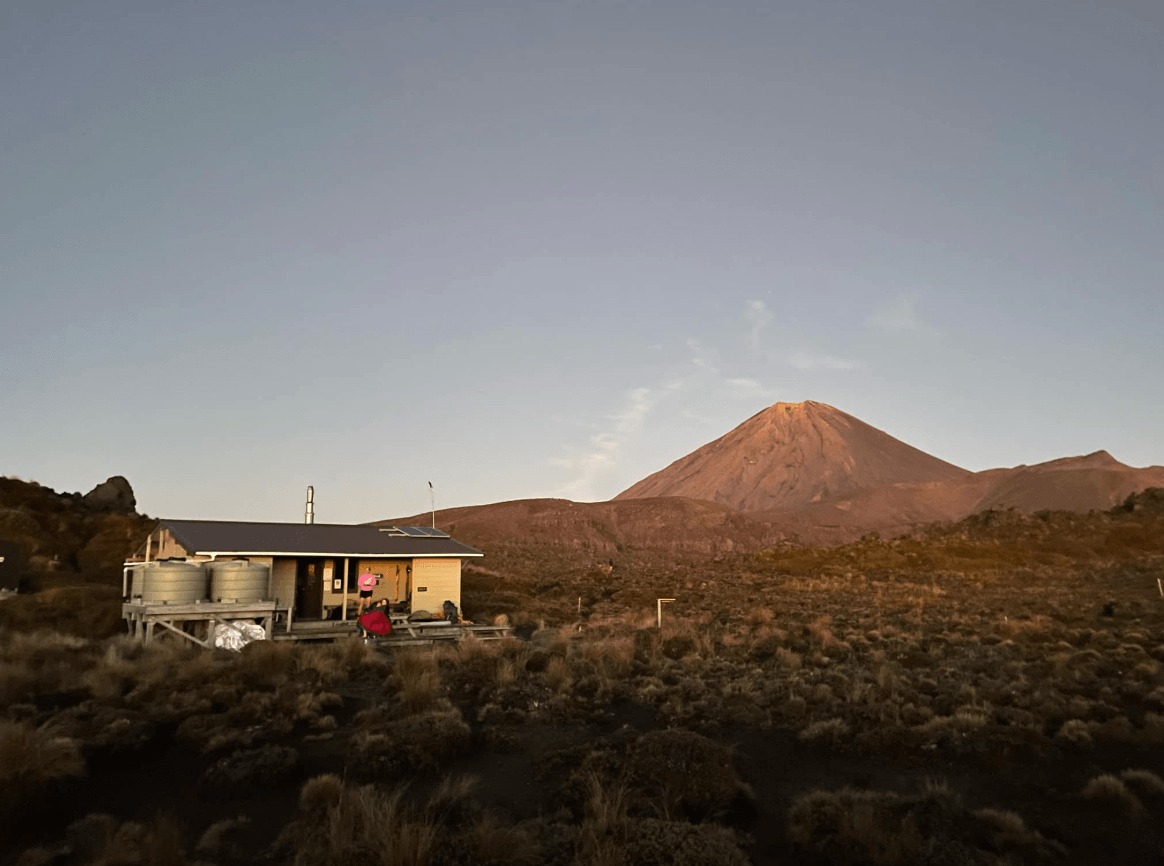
208, 559, 270, 603
131, 560, 208, 603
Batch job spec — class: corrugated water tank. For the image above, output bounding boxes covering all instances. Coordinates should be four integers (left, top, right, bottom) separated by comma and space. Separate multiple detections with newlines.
208, 559, 270, 602
131, 559, 208, 603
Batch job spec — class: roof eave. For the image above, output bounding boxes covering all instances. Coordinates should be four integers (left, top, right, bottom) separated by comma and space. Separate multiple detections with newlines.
191, 551, 484, 558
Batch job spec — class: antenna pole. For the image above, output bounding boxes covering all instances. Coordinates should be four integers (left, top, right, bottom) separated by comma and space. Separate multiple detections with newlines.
429, 481, 435, 529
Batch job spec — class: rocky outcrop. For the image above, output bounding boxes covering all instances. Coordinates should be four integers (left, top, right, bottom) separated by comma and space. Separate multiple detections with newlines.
82, 476, 136, 513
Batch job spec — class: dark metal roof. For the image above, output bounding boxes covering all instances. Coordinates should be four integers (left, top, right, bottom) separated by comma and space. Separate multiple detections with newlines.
152, 520, 483, 558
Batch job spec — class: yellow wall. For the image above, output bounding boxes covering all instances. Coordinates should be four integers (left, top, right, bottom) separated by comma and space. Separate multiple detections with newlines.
411, 558, 460, 614
146, 526, 188, 559
333, 559, 409, 603
320, 558, 349, 600
271, 558, 296, 608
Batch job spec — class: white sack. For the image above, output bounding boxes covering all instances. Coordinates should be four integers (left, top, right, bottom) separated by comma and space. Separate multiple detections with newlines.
213, 620, 267, 651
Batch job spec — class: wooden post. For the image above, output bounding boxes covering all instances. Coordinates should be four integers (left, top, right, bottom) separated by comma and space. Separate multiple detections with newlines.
342, 557, 349, 621
264, 614, 273, 640
153, 618, 211, 648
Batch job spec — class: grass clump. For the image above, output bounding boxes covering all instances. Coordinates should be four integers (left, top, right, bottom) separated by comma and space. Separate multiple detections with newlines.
0, 719, 85, 786
277, 781, 438, 866
799, 717, 851, 747
1119, 768, 1164, 799
1080, 774, 1144, 816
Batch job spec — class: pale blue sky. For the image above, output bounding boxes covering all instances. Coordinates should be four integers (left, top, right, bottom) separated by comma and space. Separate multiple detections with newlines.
3, 1, 1161, 523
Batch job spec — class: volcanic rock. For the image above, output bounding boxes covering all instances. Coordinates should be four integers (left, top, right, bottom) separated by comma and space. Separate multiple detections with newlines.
82, 476, 136, 513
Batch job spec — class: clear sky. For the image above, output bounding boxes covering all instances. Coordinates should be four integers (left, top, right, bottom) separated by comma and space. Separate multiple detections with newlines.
3, 1, 1162, 524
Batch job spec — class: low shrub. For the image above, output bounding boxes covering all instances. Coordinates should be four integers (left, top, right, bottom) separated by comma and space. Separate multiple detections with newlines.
579, 817, 750, 866
200, 744, 299, 790
624, 729, 751, 822
788, 779, 1062, 865
349, 706, 471, 781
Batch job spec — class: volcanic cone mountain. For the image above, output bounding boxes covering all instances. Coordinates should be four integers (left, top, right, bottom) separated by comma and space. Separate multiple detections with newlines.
615, 401, 969, 513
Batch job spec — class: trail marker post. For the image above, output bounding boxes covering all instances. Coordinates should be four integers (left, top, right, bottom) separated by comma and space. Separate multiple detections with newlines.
657, 598, 676, 629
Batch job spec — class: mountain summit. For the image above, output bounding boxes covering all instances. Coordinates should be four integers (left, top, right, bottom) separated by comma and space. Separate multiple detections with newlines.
615, 401, 969, 512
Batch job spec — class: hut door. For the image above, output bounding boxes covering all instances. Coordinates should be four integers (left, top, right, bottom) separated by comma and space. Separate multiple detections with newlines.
296, 559, 324, 619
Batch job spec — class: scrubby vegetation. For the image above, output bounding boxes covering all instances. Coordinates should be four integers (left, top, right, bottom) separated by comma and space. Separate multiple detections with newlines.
2, 490, 1164, 864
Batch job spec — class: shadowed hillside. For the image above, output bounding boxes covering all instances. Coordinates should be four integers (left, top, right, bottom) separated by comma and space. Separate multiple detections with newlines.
0, 476, 153, 590
752, 453, 1164, 546
379, 496, 790, 556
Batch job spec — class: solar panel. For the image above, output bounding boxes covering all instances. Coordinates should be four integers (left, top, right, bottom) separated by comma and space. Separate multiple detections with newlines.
378, 525, 450, 538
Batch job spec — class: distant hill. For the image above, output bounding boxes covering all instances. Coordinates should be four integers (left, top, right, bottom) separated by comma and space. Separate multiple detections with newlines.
373, 402, 1164, 552
971, 450, 1164, 513
376, 496, 789, 556
615, 401, 969, 512
748, 452, 1164, 546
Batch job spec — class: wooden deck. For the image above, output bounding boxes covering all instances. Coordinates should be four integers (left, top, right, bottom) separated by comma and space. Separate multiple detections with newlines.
273, 614, 512, 645
122, 600, 278, 648
122, 600, 511, 647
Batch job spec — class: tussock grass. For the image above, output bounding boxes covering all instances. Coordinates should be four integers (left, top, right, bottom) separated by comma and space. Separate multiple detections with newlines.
799, 717, 850, 747
196, 814, 251, 854
1119, 768, 1164, 798
581, 637, 635, 678
0, 719, 85, 786
465, 812, 543, 865
393, 650, 442, 715
1081, 774, 1144, 815
60, 812, 186, 866
281, 781, 437, 866
1055, 719, 1093, 748
546, 656, 573, 694
458, 635, 503, 661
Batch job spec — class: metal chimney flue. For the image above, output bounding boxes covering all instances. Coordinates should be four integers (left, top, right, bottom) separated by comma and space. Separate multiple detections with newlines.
305, 485, 314, 524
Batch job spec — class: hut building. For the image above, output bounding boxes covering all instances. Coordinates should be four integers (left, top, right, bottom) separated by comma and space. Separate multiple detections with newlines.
128, 519, 482, 621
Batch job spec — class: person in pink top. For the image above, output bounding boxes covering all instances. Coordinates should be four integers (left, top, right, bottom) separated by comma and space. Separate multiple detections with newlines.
357, 571, 376, 616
